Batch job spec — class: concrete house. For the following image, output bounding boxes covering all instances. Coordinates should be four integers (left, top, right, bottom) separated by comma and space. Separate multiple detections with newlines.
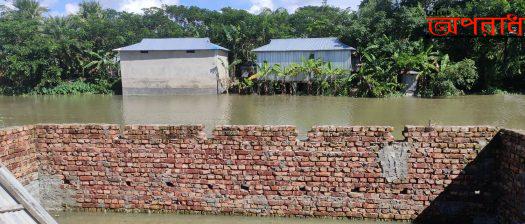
252, 37, 356, 81
115, 38, 229, 95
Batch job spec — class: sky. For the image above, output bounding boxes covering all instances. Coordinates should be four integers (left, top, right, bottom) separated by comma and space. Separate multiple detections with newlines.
0, 0, 362, 16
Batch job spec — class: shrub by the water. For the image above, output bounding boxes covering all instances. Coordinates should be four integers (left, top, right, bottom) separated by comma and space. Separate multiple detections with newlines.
33, 80, 113, 95
417, 57, 478, 97
481, 87, 509, 95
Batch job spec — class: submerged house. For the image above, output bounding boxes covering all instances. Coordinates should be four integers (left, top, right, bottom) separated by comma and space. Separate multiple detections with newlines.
252, 37, 356, 81
402, 71, 419, 96
115, 38, 229, 95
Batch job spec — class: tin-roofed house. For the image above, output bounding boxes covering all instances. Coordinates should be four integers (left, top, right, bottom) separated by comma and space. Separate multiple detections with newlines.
252, 37, 356, 81
115, 38, 229, 95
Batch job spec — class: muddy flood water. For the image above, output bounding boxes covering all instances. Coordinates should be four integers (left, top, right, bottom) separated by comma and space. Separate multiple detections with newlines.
53, 212, 403, 224
0, 94, 524, 138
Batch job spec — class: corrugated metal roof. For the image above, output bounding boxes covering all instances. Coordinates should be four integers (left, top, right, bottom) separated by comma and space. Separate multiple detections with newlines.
0, 177, 37, 224
0, 210, 38, 224
115, 38, 229, 52
0, 185, 37, 224
0, 165, 57, 224
253, 37, 355, 52
0, 185, 19, 206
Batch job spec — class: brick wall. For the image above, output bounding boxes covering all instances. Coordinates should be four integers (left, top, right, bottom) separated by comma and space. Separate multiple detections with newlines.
498, 129, 525, 224
0, 125, 38, 185
1, 124, 523, 222
31, 124, 497, 221
404, 126, 499, 223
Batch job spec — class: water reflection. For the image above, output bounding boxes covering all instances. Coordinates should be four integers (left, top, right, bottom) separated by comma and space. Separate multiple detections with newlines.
0, 95, 123, 126
0, 94, 524, 137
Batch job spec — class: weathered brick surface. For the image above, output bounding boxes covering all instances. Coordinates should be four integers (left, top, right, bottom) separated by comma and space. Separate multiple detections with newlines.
34, 124, 399, 218
0, 125, 38, 184
498, 129, 525, 224
1, 123, 523, 222
404, 126, 500, 222
33, 124, 494, 220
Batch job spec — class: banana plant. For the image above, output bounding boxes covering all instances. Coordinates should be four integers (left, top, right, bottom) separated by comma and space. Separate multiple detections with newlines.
82, 50, 118, 79
355, 44, 401, 97
394, 45, 434, 75
300, 58, 323, 94
248, 61, 276, 94
249, 61, 274, 80
285, 63, 301, 94
320, 62, 351, 95
272, 64, 286, 94
271, 64, 299, 94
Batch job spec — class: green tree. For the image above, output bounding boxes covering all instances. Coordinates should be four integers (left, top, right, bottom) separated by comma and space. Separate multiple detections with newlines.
418, 55, 478, 97
0, 0, 523, 96
11, 0, 47, 19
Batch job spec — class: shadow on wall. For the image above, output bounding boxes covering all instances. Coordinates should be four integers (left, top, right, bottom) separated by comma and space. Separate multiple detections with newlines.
413, 134, 502, 224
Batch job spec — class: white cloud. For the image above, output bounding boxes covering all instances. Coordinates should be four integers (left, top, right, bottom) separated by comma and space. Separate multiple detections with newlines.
86, 0, 179, 14
279, 0, 312, 12
116, 0, 180, 14
64, 2, 79, 15
39, 0, 58, 8
248, 0, 361, 13
21, 0, 361, 16
248, 0, 275, 14
0, 0, 15, 10
328, 0, 361, 10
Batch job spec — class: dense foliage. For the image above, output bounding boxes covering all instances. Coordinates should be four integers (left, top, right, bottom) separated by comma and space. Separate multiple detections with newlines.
232, 59, 352, 96
0, 0, 524, 96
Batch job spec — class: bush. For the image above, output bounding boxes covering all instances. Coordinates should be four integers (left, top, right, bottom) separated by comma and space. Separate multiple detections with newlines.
417, 57, 478, 97
446, 59, 478, 91
481, 87, 509, 95
33, 80, 113, 95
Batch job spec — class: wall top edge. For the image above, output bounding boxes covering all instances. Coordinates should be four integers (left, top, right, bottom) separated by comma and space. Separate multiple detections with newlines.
0, 124, 511, 133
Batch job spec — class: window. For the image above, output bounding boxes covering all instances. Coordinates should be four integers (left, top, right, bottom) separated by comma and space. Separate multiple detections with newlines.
309, 53, 315, 59
140, 51, 149, 54
186, 50, 196, 53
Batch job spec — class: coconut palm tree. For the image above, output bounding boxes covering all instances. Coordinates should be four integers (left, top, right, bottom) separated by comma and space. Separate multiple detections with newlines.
78, 1, 103, 19
11, 0, 47, 19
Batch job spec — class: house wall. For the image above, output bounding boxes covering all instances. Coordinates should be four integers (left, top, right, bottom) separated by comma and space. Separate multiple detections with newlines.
255, 50, 352, 81
120, 50, 229, 95
215, 51, 230, 93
